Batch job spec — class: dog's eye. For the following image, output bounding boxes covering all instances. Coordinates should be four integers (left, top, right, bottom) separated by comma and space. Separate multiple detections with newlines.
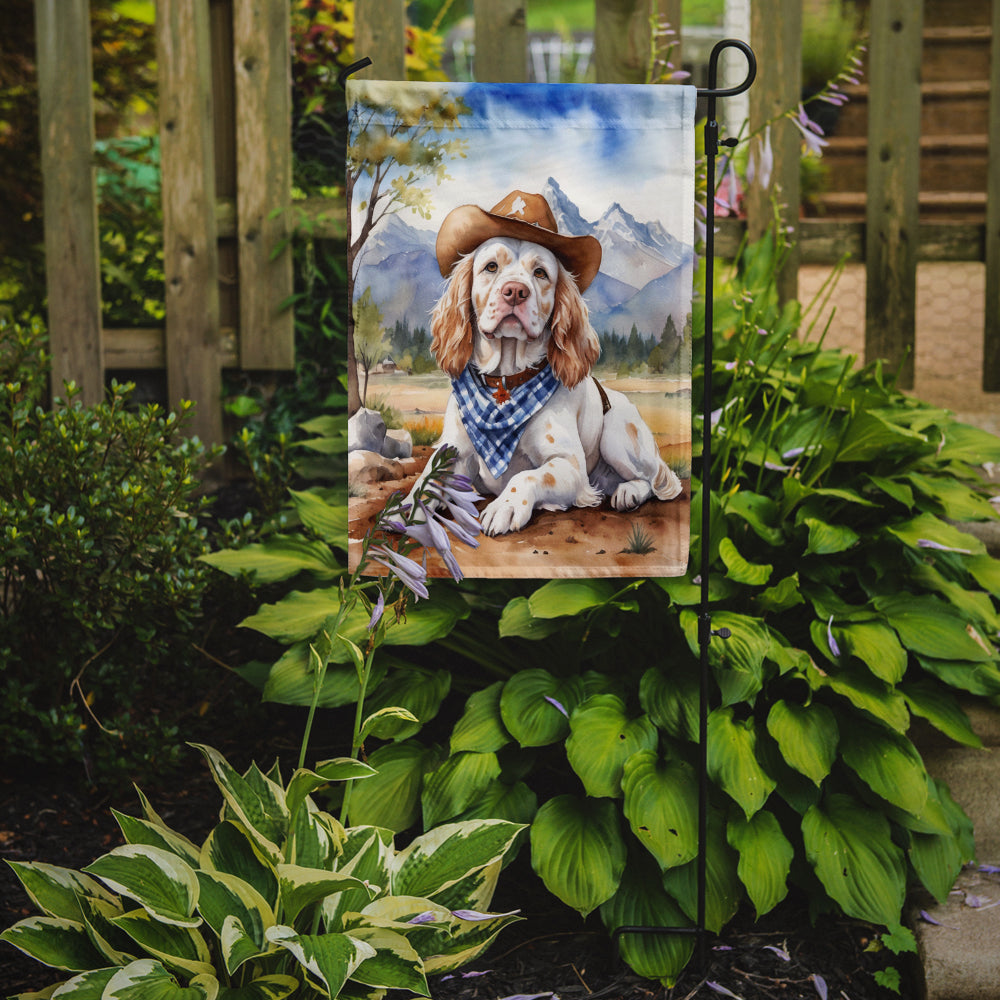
483, 261, 499, 273
533, 266, 550, 280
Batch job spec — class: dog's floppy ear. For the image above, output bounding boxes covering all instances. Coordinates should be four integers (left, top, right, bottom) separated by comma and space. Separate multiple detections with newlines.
431, 254, 475, 377
548, 263, 600, 389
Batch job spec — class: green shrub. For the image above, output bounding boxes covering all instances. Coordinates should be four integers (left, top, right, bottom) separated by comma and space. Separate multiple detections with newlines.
1, 744, 524, 997
0, 317, 220, 783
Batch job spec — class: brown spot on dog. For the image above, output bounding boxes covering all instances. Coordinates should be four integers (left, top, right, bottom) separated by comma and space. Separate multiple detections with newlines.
546, 433, 555, 443
626, 421, 640, 449
542, 473, 556, 488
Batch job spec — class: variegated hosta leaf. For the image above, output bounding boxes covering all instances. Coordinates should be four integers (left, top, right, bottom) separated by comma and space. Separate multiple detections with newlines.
200, 822, 278, 910
621, 751, 699, 871
112, 811, 202, 868
727, 810, 793, 918
190, 745, 287, 863
422, 907, 523, 975
45, 966, 118, 997
195, 871, 274, 974
4, 861, 118, 922
83, 846, 200, 928
529, 795, 626, 917
285, 760, 375, 823
102, 958, 218, 999
765, 700, 838, 786
599, 853, 694, 987
838, 718, 929, 817
265, 926, 375, 998
391, 820, 524, 901
424, 859, 501, 916
344, 926, 429, 995
566, 695, 658, 799
323, 829, 393, 931
110, 908, 214, 979
450, 681, 511, 754
661, 811, 742, 934
214, 975, 300, 1000
288, 802, 343, 870
421, 751, 501, 829
707, 707, 776, 819
276, 864, 376, 925
0, 916, 107, 972
77, 894, 136, 966
499, 669, 585, 747
802, 793, 906, 926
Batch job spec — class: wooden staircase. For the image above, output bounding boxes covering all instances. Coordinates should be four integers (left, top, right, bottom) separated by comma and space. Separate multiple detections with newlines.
816, 0, 992, 221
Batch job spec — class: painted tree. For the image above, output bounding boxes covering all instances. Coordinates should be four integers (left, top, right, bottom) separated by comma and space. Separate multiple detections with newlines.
345, 87, 471, 413
353, 286, 387, 408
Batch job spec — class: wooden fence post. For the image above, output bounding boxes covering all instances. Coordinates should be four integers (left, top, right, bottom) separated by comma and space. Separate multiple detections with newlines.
864, 0, 923, 389
354, 0, 406, 80
746, 0, 801, 305
984, 0, 1000, 390
157, 0, 223, 444
474, 0, 527, 82
34, 0, 104, 405
594, 0, 653, 84
233, 0, 294, 369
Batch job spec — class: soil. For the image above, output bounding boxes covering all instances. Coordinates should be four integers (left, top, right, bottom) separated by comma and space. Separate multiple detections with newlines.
0, 745, 913, 1000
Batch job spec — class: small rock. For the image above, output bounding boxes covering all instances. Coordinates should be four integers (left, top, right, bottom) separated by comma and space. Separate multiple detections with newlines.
349, 449, 404, 484
383, 427, 413, 459
348, 408, 386, 454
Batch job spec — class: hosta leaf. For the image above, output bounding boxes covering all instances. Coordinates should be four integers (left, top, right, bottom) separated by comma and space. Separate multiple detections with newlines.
755, 573, 805, 614
421, 751, 502, 828
276, 865, 374, 925
808, 661, 910, 732
765, 700, 838, 786
909, 792, 967, 908
718, 537, 772, 586
200, 535, 340, 584
727, 811, 793, 917
195, 871, 273, 973
834, 621, 907, 684
76, 895, 135, 966
497, 596, 564, 639
707, 708, 776, 818
599, 853, 694, 987
526, 579, 617, 618
566, 695, 658, 798
393, 820, 524, 901
362, 667, 451, 740
265, 926, 375, 997
680, 610, 770, 706
724, 490, 784, 545
103, 959, 218, 999
5, 862, 118, 923
190, 746, 287, 862
347, 740, 442, 832
423, 907, 522, 974
967, 553, 1000, 597
803, 517, 859, 556
346, 926, 428, 994
322, 829, 394, 931
200, 822, 278, 910
360, 706, 421, 742
886, 512, 985, 557
111, 909, 214, 978
0, 916, 107, 971
529, 795, 626, 917
46, 967, 117, 998
875, 594, 995, 662
639, 664, 699, 742
834, 410, 927, 463
288, 488, 348, 544
499, 670, 585, 747
916, 655, 1000, 697
450, 682, 511, 754
285, 760, 376, 822
661, 810, 741, 933
453, 779, 538, 827
838, 718, 929, 816
935, 421, 1000, 464
802, 794, 906, 926
112, 813, 201, 868
216, 975, 299, 1000
260, 643, 386, 709
906, 472, 998, 522
901, 680, 982, 748
621, 751, 699, 870
83, 846, 200, 928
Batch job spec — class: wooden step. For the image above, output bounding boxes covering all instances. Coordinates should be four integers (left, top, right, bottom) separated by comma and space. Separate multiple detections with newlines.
922, 25, 993, 83
822, 134, 989, 193
812, 190, 987, 222
922, 0, 991, 28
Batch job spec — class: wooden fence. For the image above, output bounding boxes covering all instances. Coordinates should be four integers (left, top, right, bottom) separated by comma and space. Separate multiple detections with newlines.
33, 0, 1000, 445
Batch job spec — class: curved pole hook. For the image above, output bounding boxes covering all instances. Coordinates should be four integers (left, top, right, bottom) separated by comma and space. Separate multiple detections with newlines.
337, 57, 373, 90
697, 38, 756, 99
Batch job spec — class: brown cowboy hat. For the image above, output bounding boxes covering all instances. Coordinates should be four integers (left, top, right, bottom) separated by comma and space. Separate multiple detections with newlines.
435, 190, 603, 292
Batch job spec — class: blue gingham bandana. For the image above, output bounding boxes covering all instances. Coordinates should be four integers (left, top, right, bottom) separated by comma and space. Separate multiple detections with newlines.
452, 363, 560, 477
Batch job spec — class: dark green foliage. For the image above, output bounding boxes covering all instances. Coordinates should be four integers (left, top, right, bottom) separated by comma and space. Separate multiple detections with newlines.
0, 318, 220, 783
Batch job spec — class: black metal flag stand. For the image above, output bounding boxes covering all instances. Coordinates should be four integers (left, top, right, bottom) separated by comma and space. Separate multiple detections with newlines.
340, 38, 758, 974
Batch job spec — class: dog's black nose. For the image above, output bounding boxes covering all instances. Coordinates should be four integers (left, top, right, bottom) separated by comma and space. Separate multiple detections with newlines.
501, 281, 530, 305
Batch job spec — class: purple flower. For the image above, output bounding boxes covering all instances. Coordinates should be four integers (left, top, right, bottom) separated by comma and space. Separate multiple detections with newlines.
544, 695, 569, 718
407, 911, 438, 925
763, 944, 790, 961
791, 104, 829, 156
827, 616, 841, 658
451, 908, 520, 921
368, 544, 429, 600
747, 125, 773, 190
707, 983, 742, 999
812, 974, 828, 1000
367, 590, 385, 631
917, 538, 973, 555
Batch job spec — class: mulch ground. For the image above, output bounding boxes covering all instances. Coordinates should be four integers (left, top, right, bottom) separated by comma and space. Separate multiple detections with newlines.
1, 748, 913, 1000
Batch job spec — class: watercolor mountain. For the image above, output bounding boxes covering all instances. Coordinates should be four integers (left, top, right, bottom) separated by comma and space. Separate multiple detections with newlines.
353, 176, 694, 341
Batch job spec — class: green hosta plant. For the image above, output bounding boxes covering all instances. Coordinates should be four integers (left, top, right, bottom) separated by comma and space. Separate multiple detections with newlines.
1, 743, 523, 999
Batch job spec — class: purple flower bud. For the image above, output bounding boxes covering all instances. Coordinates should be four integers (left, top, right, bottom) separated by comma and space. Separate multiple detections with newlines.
367, 591, 385, 631
544, 695, 569, 718
407, 911, 438, 925
827, 616, 841, 658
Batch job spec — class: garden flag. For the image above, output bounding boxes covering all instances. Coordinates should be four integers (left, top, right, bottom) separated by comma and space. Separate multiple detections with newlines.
347, 80, 695, 578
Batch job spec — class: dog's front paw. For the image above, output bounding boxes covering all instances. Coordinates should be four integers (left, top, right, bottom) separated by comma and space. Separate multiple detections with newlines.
611, 479, 653, 511
481, 494, 534, 535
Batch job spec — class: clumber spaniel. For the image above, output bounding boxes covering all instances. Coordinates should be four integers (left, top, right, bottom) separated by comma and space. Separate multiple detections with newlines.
411, 189, 682, 537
